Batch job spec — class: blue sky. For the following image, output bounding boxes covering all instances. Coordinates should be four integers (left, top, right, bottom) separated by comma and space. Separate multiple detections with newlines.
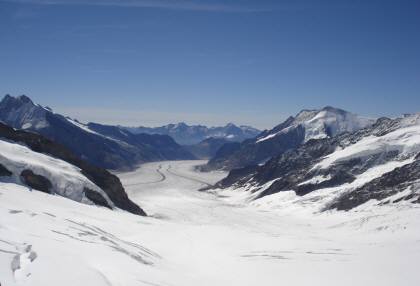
0, 0, 419, 129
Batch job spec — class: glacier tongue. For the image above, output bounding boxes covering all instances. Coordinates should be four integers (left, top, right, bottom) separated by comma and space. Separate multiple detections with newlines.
1, 160, 420, 286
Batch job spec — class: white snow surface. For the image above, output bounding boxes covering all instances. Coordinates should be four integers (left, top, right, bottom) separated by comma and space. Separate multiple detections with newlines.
0, 138, 112, 206
257, 107, 374, 143
1, 160, 420, 286
314, 116, 420, 170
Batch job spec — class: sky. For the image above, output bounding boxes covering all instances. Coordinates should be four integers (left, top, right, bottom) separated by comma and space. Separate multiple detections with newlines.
0, 0, 419, 129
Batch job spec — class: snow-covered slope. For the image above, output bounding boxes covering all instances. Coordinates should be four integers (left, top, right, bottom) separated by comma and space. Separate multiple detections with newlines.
213, 113, 420, 212
1, 160, 420, 286
0, 138, 112, 206
205, 106, 374, 171
0, 122, 146, 215
257, 106, 374, 143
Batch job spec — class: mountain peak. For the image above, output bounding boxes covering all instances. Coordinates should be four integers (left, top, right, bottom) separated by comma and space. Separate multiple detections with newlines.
176, 122, 188, 127
1, 94, 35, 106
0, 94, 49, 131
17, 94, 34, 104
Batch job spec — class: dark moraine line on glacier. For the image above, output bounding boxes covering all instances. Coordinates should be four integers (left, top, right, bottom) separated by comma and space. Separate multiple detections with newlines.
124, 165, 166, 186
166, 164, 213, 187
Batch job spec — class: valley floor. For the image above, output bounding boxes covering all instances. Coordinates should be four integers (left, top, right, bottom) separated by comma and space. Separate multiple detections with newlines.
1, 160, 420, 286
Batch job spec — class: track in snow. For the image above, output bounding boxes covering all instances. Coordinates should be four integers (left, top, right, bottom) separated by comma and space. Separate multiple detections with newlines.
124, 164, 167, 186
165, 164, 213, 188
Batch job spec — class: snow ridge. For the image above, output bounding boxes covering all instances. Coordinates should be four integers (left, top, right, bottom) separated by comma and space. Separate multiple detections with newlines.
257, 106, 374, 143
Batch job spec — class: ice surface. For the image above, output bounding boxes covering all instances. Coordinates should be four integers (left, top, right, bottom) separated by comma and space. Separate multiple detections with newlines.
1, 160, 420, 286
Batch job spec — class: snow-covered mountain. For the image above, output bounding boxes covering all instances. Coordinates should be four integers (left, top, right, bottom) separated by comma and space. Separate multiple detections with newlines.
204, 106, 375, 171
124, 122, 260, 145
0, 95, 195, 169
0, 122, 145, 215
212, 113, 420, 212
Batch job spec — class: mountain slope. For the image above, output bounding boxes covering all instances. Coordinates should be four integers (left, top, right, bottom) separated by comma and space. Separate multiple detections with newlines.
0, 122, 146, 215
184, 137, 231, 159
124, 122, 260, 145
212, 114, 420, 211
87, 122, 196, 161
204, 106, 375, 171
0, 95, 194, 169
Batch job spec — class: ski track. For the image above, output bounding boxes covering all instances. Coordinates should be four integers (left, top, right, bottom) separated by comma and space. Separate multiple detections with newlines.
165, 165, 213, 187
1, 160, 420, 286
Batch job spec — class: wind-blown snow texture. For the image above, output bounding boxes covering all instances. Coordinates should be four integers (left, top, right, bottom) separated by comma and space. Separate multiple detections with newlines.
1, 160, 419, 286
205, 106, 375, 171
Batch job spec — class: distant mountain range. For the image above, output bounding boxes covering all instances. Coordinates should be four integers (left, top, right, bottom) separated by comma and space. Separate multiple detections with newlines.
203, 106, 375, 171
123, 122, 260, 145
0, 95, 195, 169
212, 113, 420, 211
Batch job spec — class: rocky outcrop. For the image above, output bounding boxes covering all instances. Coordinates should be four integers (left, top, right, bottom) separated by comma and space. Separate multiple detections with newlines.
20, 169, 52, 193
84, 188, 112, 209
204, 107, 374, 171
213, 114, 420, 211
327, 157, 420, 211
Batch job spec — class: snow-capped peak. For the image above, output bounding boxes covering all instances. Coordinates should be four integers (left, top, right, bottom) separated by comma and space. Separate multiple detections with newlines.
257, 106, 375, 143
0, 94, 50, 130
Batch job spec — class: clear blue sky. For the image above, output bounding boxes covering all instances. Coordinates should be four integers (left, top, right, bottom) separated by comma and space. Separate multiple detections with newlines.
1, 0, 419, 129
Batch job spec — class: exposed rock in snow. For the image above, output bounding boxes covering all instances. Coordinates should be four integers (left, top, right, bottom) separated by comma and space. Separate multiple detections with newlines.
0, 122, 146, 215
205, 106, 374, 171
212, 113, 420, 211
257, 106, 374, 143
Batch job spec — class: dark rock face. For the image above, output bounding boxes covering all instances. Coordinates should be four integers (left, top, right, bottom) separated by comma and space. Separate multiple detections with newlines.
216, 136, 339, 196
84, 188, 112, 209
216, 165, 258, 188
0, 163, 12, 176
327, 158, 420, 211
213, 115, 420, 211
0, 122, 146, 216
20, 169, 52, 193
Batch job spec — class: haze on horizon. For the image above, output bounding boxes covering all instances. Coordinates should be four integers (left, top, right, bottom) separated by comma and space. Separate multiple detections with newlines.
1, 0, 419, 129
